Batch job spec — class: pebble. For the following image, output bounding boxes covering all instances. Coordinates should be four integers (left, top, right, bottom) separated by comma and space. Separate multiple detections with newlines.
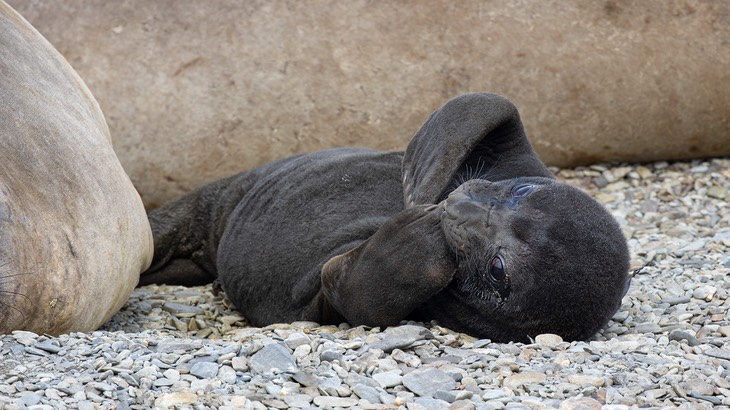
217, 365, 237, 383
161, 301, 204, 316
402, 368, 458, 398
634, 322, 662, 334
668, 330, 700, 346
312, 396, 359, 407
503, 372, 547, 388
413, 397, 451, 409
352, 383, 382, 403
534, 333, 563, 348
1, 159, 729, 409
370, 324, 432, 352
705, 348, 730, 361
692, 285, 717, 301
373, 369, 403, 388
248, 343, 298, 375
559, 397, 602, 410
154, 391, 197, 408
567, 374, 605, 387
190, 362, 219, 379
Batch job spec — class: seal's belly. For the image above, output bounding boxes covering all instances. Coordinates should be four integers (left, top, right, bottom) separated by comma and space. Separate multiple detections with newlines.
217, 148, 405, 325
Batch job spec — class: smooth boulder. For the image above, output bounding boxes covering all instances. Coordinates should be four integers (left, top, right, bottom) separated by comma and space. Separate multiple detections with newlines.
10, 0, 729, 208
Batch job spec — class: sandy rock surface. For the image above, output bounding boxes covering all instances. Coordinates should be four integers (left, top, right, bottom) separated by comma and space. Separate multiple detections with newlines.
9, 0, 730, 208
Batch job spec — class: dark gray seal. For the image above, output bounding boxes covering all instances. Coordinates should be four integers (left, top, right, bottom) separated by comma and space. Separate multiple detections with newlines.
140, 93, 630, 342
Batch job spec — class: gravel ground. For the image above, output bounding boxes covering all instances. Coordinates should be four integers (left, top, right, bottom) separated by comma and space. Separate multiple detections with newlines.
1, 158, 729, 410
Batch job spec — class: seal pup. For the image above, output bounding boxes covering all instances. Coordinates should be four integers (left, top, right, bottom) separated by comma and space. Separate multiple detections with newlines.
0, 3, 153, 335
141, 93, 629, 342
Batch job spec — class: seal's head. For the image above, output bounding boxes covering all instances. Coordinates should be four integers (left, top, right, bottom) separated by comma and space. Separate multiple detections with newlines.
411, 177, 630, 342
322, 93, 630, 342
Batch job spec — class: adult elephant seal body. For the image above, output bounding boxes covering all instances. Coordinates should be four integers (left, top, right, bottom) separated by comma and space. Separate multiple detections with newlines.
0, 3, 153, 335
142, 93, 630, 342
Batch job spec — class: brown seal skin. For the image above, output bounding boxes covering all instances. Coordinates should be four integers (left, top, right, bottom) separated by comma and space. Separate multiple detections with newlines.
141, 93, 630, 343
0, 3, 153, 335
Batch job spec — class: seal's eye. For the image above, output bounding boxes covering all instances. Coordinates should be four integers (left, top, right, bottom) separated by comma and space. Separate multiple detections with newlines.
488, 255, 506, 282
512, 184, 534, 198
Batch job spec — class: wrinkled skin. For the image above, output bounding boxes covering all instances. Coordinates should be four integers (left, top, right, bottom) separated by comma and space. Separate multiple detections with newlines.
141, 93, 630, 342
0, 3, 152, 335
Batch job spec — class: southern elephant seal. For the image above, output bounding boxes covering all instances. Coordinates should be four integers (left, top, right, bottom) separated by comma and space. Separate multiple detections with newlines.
0, 2, 153, 335
141, 93, 630, 342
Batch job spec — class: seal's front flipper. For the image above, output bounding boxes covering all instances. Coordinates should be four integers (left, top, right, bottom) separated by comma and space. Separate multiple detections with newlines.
321, 205, 456, 327
402, 93, 554, 206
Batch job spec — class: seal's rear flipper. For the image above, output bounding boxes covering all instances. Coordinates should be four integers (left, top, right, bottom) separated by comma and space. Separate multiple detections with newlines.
139, 175, 239, 287
402, 93, 553, 207
321, 205, 456, 327
138, 259, 213, 286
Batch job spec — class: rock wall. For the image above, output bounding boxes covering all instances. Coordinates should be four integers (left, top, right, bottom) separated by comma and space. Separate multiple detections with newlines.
9, 0, 729, 208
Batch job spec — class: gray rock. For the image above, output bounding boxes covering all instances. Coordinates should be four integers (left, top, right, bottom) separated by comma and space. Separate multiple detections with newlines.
566, 374, 605, 387
162, 369, 180, 381
262, 398, 288, 409
414, 397, 452, 409
373, 369, 403, 388
503, 372, 547, 388
668, 330, 700, 346
190, 362, 219, 379
155, 339, 201, 354
152, 378, 175, 387
346, 372, 381, 389
154, 391, 198, 408
370, 325, 433, 352
434, 389, 474, 403
684, 378, 715, 396
634, 322, 662, 334
292, 371, 322, 387
320, 349, 344, 362
283, 332, 310, 349
188, 354, 219, 365
291, 370, 341, 393
559, 397, 602, 410
705, 348, 730, 361
161, 302, 204, 315
534, 333, 563, 348
15, 393, 42, 407
34, 340, 62, 354
312, 396, 359, 407
77, 402, 96, 410
352, 383, 382, 404
663, 295, 691, 305
249, 343, 298, 375
451, 400, 477, 410
24, 346, 49, 356
402, 367, 458, 398
217, 365, 238, 383
692, 285, 717, 301
282, 394, 313, 407
689, 392, 722, 405
231, 356, 248, 371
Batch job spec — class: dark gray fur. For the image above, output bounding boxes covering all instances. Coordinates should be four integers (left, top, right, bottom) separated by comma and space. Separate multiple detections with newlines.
140, 93, 630, 342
